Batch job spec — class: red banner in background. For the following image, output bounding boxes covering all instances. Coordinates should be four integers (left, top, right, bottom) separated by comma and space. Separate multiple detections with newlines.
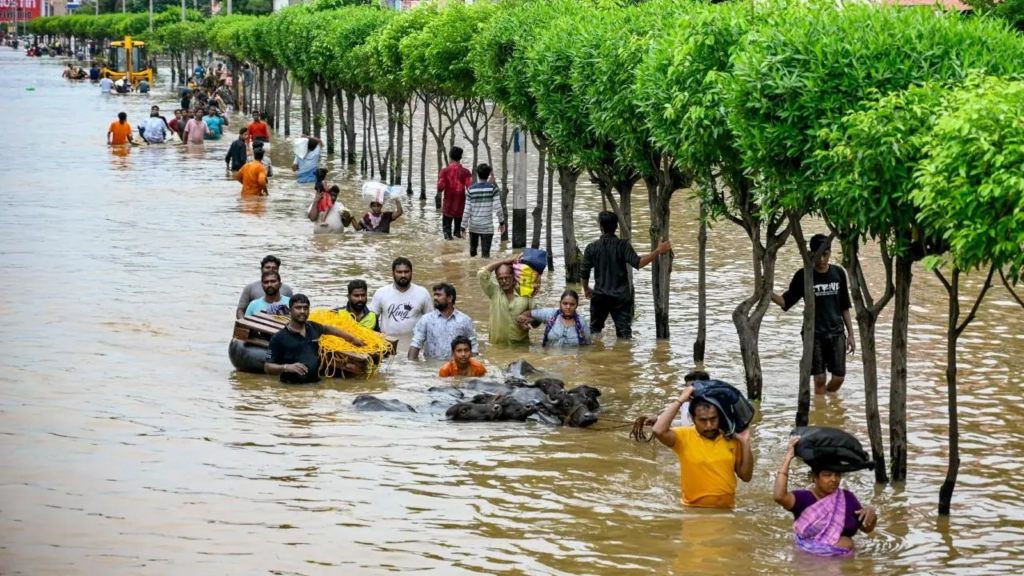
0, 0, 42, 23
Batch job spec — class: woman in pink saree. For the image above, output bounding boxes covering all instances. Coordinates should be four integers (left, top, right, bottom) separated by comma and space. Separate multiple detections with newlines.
774, 436, 877, 556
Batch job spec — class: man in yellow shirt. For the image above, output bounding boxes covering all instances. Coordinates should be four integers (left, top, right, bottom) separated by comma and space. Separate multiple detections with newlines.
335, 279, 379, 332
652, 386, 753, 508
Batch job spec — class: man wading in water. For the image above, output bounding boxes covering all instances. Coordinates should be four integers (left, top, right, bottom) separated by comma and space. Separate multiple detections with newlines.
237, 255, 295, 319
368, 257, 433, 335
652, 385, 754, 508
264, 294, 364, 385
772, 234, 856, 394
479, 255, 534, 346
581, 211, 671, 339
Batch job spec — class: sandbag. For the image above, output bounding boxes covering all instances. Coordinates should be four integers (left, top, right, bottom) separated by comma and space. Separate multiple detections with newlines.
228, 338, 267, 374
791, 426, 875, 473
687, 380, 754, 438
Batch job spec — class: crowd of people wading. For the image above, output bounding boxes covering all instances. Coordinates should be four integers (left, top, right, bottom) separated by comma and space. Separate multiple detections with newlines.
70, 23, 892, 557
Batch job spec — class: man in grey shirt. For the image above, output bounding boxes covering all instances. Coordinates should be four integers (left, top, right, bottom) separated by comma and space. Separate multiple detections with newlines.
237, 255, 295, 319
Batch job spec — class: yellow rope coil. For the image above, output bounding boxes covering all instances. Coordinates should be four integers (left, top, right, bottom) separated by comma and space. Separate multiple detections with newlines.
307, 309, 394, 379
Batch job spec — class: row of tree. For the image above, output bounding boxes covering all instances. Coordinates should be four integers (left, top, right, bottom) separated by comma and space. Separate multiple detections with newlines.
31, 1, 1024, 516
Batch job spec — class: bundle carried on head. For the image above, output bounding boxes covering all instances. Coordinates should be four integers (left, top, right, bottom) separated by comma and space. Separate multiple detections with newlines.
688, 380, 754, 438
307, 309, 394, 378
514, 248, 547, 297
361, 181, 403, 204
790, 426, 875, 473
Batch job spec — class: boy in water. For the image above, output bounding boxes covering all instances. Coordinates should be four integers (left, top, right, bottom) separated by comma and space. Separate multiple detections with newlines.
438, 336, 486, 377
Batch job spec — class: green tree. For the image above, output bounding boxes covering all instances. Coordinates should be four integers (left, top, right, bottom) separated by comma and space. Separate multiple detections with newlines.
909, 76, 1024, 515
636, 0, 783, 398
724, 1, 1024, 478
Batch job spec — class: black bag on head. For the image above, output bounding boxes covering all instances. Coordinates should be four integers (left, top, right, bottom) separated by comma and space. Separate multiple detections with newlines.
688, 380, 754, 438
791, 426, 875, 473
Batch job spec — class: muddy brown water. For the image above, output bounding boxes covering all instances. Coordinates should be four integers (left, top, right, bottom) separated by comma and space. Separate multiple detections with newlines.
1, 52, 1023, 575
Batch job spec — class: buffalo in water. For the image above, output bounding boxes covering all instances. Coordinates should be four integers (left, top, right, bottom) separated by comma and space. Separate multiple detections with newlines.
353, 377, 602, 428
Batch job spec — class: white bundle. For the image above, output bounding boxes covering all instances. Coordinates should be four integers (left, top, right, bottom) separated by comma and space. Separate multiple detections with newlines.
361, 181, 393, 204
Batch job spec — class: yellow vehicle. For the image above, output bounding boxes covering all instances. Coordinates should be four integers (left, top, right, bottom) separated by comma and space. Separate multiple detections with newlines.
101, 36, 153, 86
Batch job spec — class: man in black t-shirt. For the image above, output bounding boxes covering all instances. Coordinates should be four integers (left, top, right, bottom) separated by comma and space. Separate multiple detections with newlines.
772, 234, 856, 394
264, 294, 365, 384
581, 211, 671, 339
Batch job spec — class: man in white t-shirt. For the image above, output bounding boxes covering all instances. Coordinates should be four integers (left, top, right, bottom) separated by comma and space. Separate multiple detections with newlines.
369, 257, 433, 335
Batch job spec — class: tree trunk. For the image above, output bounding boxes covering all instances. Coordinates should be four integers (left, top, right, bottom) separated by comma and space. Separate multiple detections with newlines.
643, 169, 677, 340
936, 265, 994, 515
337, 90, 346, 161
546, 164, 555, 272
939, 270, 961, 517
841, 238, 894, 484
499, 115, 511, 241
360, 97, 369, 174
301, 85, 310, 136
346, 92, 357, 164
790, 216, 816, 427
372, 97, 385, 180
230, 57, 240, 110
385, 98, 397, 182
531, 144, 546, 250
420, 94, 430, 201
311, 85, 324, 141
325, 88, 335, 155
284, 74, 293, 136
559, 166, 581, 284
695, 203, 707, 364
890, 255, 913, 482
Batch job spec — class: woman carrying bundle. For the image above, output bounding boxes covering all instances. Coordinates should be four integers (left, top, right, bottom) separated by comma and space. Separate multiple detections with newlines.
774, 435, 877, 556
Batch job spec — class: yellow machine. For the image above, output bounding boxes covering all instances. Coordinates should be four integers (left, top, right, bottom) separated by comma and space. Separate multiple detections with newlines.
101, 36, 153, 86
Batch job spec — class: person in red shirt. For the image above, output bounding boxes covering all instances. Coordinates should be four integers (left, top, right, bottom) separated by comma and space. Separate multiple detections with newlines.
437, 146, 472, 240
247, 112, 271, 145
316, 185, 340, 228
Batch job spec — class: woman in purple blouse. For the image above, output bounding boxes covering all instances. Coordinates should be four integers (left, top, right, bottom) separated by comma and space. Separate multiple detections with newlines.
773, 436, 877, 556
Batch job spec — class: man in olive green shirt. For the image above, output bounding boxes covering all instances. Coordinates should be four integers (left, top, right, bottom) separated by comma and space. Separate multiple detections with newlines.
479, 256, 534, 345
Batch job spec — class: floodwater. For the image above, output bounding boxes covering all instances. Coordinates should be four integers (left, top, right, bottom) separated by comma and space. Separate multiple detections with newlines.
1, 51, 1023, 576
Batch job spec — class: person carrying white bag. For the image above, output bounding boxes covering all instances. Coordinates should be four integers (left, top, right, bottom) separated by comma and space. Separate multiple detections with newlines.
352, 182, 404, 233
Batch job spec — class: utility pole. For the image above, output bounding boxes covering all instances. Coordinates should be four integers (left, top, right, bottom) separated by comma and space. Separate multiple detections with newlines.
149, 0, 154, 31
122, 0, 125, 14
181, 0, 185, 21
512, 128, 528, 249
228, 0, 232, 15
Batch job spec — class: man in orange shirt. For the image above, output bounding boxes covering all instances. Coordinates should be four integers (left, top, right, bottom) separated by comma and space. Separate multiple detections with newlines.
107, 112, 134, 146
236, 148, 269, 196
247, 111, 271, 145
438, 336, 487, 377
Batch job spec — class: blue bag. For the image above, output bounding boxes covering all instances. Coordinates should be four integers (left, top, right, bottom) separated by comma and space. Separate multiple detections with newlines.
521, 248, 547, 274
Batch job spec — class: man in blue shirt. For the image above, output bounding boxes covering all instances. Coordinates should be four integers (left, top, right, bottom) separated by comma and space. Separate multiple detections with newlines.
245, 272, 291, 317
203, 109, 228, 141
408, 283, 478, 361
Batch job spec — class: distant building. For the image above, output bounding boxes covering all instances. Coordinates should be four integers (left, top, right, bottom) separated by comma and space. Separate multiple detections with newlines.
884, 0, 972, 10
